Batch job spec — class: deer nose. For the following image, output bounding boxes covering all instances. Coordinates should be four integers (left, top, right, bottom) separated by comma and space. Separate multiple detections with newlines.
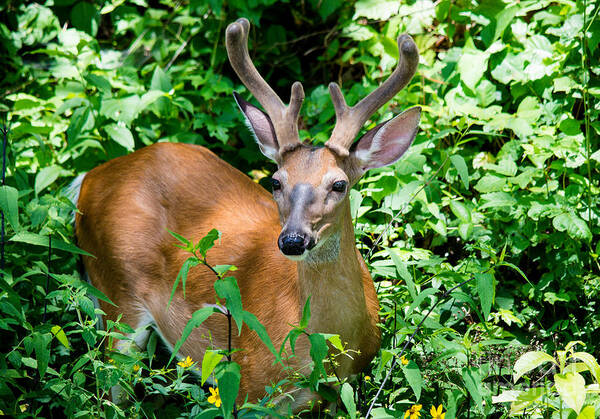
278, 233, 307, 256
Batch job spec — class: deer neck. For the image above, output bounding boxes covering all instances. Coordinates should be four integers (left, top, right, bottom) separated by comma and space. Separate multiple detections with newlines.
295, 200, 369, 335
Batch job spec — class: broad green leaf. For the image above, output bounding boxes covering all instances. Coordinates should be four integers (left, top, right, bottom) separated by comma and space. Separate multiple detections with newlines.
151, 66, 172, 92
390, 250, 416, 300
214, 277, 244, 334
340, 383, 356, 419
66, 106, 92, 146
577, 406, 596, 419
309, 333, 328, 379
11, 232, 93, 256
35, 165, 62, 195
449, 200, 471, 223
457, 43, 489, 89
552, 213, 592, 242
70, 1, 99, 36
170, 306, 217, 363
50, 325, 70, 349
33, 332, 51, 379
513, 351, 557, 383
201, 350, 223, 385
450, 155, 469, 189
0, 185, 19, 230
570, 352, 600, 383
474, 174, 505, 193
480, 192, 516, 210
403, 360, 423, 401
475, 272, 494, 320
218, 362, 240, 418
462, 367, 483, 413
196, 229, 221, 257
105, 124, 134, 151
327, 334, 344, 352
554, 372, 586, 414
353, 0, 399, 20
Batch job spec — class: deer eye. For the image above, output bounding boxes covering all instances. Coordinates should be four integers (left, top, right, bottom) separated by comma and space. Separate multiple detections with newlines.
332, 181, 347, 193
271, 178, 281, 191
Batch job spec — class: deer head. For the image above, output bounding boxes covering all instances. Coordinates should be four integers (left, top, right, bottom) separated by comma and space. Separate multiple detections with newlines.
226, 18, 421, 260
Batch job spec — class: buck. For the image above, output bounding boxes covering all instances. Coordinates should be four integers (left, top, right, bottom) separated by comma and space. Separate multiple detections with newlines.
74, 18, 420, 409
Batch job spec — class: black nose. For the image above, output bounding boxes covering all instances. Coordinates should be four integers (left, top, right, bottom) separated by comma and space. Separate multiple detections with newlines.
278, 233, 307, 256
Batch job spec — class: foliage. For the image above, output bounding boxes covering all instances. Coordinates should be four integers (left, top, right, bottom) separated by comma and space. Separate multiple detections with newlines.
500, 341, 600, 417
0, 0, 599, 417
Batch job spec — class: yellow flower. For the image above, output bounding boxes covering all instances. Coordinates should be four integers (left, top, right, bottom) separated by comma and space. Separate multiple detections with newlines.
208, 387, 221, 408
404, 404, 422, 419
430, 404, 445, 419
177, 356, 194, 368
364, 375, 371, 381
132, 364, 140, 373
400, 355, 409, 365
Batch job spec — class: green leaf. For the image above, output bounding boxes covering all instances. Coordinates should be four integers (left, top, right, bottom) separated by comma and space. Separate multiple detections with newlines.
462, 367, 483, 413
66, 106, 91, 146
480, 192, 516, 210
218, 362, 240, 418
201, 350, 223, 385
449, 200, 471, 223
390, 250, 416, 300
35, 165, 62, 195
340, 383, 356, 419
474, 174, 506, 193
70, 1, 99, 36
309, 333, 328, 379
457, 44, 489, 89
168, 256, 200, 306
475, 272, 494, 320
300, 296, 311, 328
554, 372, 586, 414
50, 325, 70, 349
402, 360, 423, 401
11, 232, 94, 256
105, 124, 135, 151
241, 310, 279, 361
570, 352, 600, 383
577, 406, 596, 419
552, 212, 592, 242
0, 185, 20, 230
513, 351, 557, 382
353, 0, 399, 20
450, 155, 469, 189
214, 277, 244, 335
33, 332, 51, 379
170, 306, 217, 363
151, 66, 173, 93
196, 229, 221, 257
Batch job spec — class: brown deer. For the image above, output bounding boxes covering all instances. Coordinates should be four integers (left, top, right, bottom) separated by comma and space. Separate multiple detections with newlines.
74, 18, 420, 410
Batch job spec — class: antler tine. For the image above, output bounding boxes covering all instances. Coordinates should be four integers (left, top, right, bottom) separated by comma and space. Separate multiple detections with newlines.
325, 34, 419, 157
226, 18, 304, 151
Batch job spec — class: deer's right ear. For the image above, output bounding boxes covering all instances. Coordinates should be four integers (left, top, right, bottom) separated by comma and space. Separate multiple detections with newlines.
234, 92, 279, 161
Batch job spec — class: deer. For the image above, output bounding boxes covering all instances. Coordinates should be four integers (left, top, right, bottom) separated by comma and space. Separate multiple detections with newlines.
73, 17, 420, 411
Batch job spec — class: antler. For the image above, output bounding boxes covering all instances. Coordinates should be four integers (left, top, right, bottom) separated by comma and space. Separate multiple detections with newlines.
226, 18, 305, 152
325, 34, 419, 157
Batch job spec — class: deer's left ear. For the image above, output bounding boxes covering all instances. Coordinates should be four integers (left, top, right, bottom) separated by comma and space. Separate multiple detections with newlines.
350, 107, 421, 172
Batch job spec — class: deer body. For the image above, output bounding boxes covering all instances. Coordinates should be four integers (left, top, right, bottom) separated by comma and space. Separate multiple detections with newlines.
75, 17, 421, 409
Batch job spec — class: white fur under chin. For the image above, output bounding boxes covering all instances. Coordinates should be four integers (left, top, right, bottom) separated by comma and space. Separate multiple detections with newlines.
281, 232, 341, 264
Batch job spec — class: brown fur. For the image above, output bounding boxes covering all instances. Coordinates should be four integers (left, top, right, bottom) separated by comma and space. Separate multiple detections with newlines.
75, 142, 380, 406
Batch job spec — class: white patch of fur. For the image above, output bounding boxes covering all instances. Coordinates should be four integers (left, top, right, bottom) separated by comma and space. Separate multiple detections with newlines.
305, 232, 340, 264
66, 173, 86, 209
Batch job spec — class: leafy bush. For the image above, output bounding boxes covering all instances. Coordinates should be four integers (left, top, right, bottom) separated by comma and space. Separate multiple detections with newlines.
0, 0, 599, 417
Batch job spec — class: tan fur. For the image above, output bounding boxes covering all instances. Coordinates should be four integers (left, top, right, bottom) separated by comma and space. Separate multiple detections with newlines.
75, 142, 380, 407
